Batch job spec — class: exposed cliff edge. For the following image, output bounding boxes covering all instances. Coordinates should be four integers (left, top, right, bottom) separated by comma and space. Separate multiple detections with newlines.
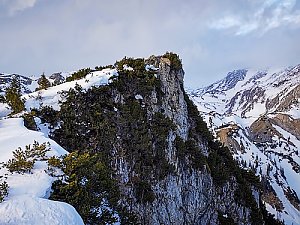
45, 54, 271, 225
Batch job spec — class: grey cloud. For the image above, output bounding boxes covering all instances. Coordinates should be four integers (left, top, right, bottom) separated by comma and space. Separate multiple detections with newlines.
0, 0, 38, 15
0, 0, 299, 88
210, 0, 300, 35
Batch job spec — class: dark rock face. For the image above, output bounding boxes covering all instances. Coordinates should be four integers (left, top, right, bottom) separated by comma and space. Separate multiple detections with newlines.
222, 69, 248, 91
111, 57, 252, 225
197, 69, 248, 96
0, 74, 33, 94
49, 73, 65, 85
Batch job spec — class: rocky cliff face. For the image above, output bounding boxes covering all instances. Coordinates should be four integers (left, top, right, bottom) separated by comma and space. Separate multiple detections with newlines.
112, 56, 249, 224
48, 54, 267, 225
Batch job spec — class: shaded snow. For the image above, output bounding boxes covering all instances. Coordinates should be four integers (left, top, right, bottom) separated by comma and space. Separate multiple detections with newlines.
287, 107, 300, 119
123, 64, 134, 71
0, 118, 83, 225
145, 64, 158, 71
0, 196, 84, 225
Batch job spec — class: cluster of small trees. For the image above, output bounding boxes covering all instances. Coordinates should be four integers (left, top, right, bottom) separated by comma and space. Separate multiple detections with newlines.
49, 151, 121, 225
5, 76, 25, 114
36, 74, 51, 91
66, 68, 91, 82
4, 141, 50, 174
2, 74, 52, 114
0, 141, 50, 203
162, 52, 182, 70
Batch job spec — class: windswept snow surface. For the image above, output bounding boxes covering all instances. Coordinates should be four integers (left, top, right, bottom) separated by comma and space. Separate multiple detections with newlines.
0, 118, 84, 225
0, 68, 120, 224
0, 196, 83, 225
24, 68, 118, 111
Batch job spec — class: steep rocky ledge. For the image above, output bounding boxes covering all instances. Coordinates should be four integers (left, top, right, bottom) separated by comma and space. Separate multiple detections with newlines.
48, 54, 269, 224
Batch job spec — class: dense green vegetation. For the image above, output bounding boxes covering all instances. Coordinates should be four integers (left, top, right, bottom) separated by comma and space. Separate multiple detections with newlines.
4, 141, 50, 174
162, 52, 182, 71
66, 68, 92, 82
175, 136, 207, 170
5, 76, 25, 114
49, 152, 121, 225
33, 105, 59, 127
36, 74, 51, 90
111, 57, 158, 94
94, 65, 114, 71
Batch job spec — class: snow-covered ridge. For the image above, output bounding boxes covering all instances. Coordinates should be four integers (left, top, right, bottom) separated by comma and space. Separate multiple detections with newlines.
0, 67, 118, 224
190, 64, 300, 225
23, 68, 118, 111
191, 64, 300, 118
194, 69, 248, 96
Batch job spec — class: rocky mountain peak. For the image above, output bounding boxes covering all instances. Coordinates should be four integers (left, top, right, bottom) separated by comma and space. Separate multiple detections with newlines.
192, 69, 248, 97
190, 63, 300, 225
223, 69, 248, 89
0, 73, 33, 94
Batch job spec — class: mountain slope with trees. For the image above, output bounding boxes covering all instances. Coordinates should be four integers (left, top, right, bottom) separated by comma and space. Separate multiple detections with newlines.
0, 53, 286, 224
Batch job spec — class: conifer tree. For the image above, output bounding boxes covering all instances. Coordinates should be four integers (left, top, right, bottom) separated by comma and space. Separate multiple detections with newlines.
37, 73, 51, 90
0, 181, 8, 202
5, 76, 25, 114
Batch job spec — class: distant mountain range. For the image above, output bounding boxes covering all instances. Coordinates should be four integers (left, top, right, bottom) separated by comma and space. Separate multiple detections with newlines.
190, 65, 300, 225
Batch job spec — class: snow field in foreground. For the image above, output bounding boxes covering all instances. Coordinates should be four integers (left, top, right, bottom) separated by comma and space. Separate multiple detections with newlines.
0, 118, 84, 225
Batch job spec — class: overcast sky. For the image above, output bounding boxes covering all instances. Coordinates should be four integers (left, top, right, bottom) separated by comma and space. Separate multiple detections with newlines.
1, 0, 300, 88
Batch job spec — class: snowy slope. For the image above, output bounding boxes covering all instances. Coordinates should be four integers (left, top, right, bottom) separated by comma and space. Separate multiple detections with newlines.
0, 118, 84, 225
24, 68, 118, 111
190, 65, 300, 225
0, 68, 118, 225
0, 196, 83, 225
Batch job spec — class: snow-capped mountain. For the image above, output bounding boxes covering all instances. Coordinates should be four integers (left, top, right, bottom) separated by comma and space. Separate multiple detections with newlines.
190, 65, 300, 225
0, 73, 35, 94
